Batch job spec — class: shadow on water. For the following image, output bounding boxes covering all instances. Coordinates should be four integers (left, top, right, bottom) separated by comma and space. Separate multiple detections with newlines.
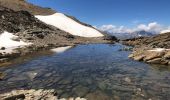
0, 43, 170, 100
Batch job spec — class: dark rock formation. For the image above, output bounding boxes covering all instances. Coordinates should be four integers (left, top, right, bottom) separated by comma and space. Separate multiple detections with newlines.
0, 7, 53, 33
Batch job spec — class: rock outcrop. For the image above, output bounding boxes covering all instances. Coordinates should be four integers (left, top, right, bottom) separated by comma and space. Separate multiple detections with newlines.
123, 32, 170, 65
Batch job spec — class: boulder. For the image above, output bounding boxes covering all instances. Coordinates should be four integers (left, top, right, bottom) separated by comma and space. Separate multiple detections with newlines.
164, 51, 170, 59
0, 47, 5, 50
128, 54, 134, 58
143, 51, 165, 61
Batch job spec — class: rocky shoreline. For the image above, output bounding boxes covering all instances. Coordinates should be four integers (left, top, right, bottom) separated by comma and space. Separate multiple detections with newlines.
0, 89, 86, 100
128, 47, 170, 65
0, 37, 115, 65
123, 32, 170, 65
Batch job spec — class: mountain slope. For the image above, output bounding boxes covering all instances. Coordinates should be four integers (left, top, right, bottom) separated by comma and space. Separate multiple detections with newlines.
0, 7, 54, 33
0, 0, 55, 15
103, 30, 155, 40
0, 0, 104, 38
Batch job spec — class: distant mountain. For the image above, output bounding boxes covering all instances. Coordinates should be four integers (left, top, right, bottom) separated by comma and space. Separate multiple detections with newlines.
132, 30, 154, 37
124, 32, 170, 48
105, 30, 155, 40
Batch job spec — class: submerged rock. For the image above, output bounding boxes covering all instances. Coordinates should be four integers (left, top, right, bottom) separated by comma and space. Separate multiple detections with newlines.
124, 77, 131, 83
0, 72, 5, 80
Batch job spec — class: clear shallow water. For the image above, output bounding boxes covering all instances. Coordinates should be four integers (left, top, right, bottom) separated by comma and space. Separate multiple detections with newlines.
0, 44, 170, 100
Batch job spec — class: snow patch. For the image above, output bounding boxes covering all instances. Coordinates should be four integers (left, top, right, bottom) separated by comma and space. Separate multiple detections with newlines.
161, 30, 170, 34
35, 13, 104, 37
148, 48, 170, 52
51, 46, 72, 53
0, 31, 32, 53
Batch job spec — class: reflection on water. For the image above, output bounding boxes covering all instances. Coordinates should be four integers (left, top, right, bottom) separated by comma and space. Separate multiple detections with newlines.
0, 44, 170, 100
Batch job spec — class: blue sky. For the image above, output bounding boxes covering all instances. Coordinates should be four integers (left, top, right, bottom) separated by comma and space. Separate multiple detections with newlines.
28, 0, 170, 29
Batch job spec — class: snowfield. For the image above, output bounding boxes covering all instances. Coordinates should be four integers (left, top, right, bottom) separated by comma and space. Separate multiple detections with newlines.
35, 13, 104, 37
0, 31, 32, 53
148, 48, 165, 52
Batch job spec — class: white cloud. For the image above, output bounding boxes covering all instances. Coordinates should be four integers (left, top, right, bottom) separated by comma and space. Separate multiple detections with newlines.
99, 25, 133, 33
135, 22, 162, 33
98, 22, 169, 34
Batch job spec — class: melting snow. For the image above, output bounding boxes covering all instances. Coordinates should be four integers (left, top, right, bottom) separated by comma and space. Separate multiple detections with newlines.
0, 31, 32, 53
35, 13, 104, 37
51, 46, 72, 53
148, 48, 170, 52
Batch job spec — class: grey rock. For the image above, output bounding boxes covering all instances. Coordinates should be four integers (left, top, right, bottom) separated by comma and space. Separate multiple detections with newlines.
146, 58, 162, 64
133, 55, 145, 61
164, 51, 170, 59
143, 51, 165, 61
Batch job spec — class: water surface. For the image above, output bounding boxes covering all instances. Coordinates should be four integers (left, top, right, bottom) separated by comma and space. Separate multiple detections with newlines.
0, 44, 170, 100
